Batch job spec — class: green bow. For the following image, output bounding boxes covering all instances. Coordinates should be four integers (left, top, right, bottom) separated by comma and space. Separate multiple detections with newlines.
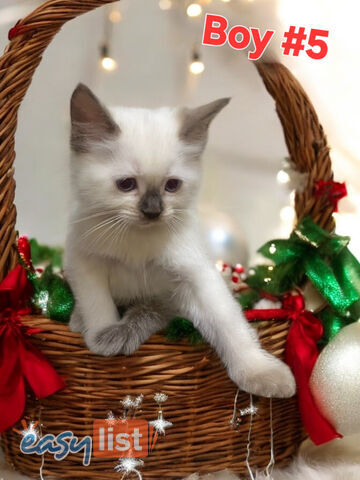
247, 217, 360, 329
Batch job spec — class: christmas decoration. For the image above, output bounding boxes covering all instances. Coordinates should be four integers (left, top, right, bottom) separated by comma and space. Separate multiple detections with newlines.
314, 180, 347, 212
230, 389, 258, 429
166, 317, 203, 344
29, 238, 63, 269
114, 458, 144, 479
32, 265, 74, 323
150, 392, 172, 436
0, 295, 65, 431
247, 216, 360, 334
310, 322, 360, 436
245, 292, 341, 445
278, 158, 309, 192
8, 19, 33, 40
215, 260, 248, 293
18, 236, 74, 323
0, 237, 67, 432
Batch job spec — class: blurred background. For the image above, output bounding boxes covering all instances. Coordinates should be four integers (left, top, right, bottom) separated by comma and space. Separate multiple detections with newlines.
0, 0, 359, 266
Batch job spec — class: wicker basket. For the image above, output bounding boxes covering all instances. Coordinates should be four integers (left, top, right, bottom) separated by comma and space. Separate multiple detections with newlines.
0, 1, 336, 478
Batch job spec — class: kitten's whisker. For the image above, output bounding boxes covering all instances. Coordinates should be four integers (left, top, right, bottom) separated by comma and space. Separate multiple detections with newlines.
91, 217, 126, 247
81, 216, 120, 240
108, 219, 130, 250
71, 210, 120, 224
92, 217, 129, 250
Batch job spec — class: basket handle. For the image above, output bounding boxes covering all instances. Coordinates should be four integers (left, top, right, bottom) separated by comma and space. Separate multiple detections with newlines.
0, 1, 335, 282
256, 62, 335, 233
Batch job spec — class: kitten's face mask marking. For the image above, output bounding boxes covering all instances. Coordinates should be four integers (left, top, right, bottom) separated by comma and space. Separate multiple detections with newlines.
70, 84, 229, 233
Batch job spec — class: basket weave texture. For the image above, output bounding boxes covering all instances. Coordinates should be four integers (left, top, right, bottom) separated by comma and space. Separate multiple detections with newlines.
0, 1, 335, 478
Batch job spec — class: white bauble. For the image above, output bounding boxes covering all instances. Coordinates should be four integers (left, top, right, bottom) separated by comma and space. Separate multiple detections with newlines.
198, 207, 248, 266
310, 322, 360, 436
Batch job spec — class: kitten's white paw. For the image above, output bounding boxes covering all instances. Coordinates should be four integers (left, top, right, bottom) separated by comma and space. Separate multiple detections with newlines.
230, 351, 296, 398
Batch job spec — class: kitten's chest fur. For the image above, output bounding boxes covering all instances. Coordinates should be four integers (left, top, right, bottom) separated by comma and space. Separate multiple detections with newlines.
108, 259, 173, 304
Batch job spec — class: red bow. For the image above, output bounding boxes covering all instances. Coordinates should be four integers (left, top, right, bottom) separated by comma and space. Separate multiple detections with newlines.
0, 261, 65, 432
245, 293, 342, 445
314, 180, 347, 212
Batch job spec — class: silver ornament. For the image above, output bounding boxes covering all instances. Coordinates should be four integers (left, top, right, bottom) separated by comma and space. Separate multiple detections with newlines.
310, 322, 360, 436
153, 393, 168, 404
198, 206, 248, 266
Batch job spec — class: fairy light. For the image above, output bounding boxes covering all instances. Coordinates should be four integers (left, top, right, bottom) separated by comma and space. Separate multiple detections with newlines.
159, 0, 172, 10
189, 50, 205, 75
280, 205, 295, 223
108, 9, 122, 23
277, 169, 290, 184
100, 56, 117, 71
186, 3, 202, 17
100, 44, 118, 72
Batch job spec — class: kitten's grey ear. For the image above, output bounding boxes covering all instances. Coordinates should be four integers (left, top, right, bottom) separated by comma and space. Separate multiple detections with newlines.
179, 97, 230, 145
70, 83, 120, 153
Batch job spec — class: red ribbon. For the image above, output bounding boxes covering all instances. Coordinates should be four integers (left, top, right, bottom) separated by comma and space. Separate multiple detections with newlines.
0, 261, 65, 433
245, 293, 342, 445
314, 180, 347, 212
8, 20, 34, 41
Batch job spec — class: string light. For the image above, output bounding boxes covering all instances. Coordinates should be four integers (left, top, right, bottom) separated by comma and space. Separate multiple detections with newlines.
108, 9, 122, 23
280, 205, 295, 223
277, 169, 290, 184
186, 3, 202, 17
159, 0, 172, 10
189, 49, 205, 75
99, 44, 117, 72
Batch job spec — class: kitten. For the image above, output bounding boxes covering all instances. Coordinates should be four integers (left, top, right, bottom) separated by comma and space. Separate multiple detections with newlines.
64, 84, 295, 398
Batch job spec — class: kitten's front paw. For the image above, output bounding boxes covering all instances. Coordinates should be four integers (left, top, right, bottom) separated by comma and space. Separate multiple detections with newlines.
230, 351, 296, 398
85, 325, 140, 357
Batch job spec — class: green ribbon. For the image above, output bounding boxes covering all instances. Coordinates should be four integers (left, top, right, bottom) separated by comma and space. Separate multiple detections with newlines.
247, 217, 360, 323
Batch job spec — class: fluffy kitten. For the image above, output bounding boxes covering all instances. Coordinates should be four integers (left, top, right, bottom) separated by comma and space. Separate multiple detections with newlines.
64, 84, 295, 398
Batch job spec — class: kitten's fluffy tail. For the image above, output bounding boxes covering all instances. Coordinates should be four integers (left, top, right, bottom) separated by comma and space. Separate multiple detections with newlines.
185, 459, 360, 480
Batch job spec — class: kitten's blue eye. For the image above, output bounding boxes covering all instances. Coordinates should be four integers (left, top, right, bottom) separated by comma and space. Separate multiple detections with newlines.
165, 178, 181, 192
116, 178, 137, 192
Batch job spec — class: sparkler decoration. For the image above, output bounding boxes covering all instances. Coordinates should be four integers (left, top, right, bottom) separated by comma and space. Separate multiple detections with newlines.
114, 457, 144, 480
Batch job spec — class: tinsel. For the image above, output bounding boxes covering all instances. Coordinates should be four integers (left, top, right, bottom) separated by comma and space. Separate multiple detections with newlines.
165, 317, 203, 344
18, 237, 74, 323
